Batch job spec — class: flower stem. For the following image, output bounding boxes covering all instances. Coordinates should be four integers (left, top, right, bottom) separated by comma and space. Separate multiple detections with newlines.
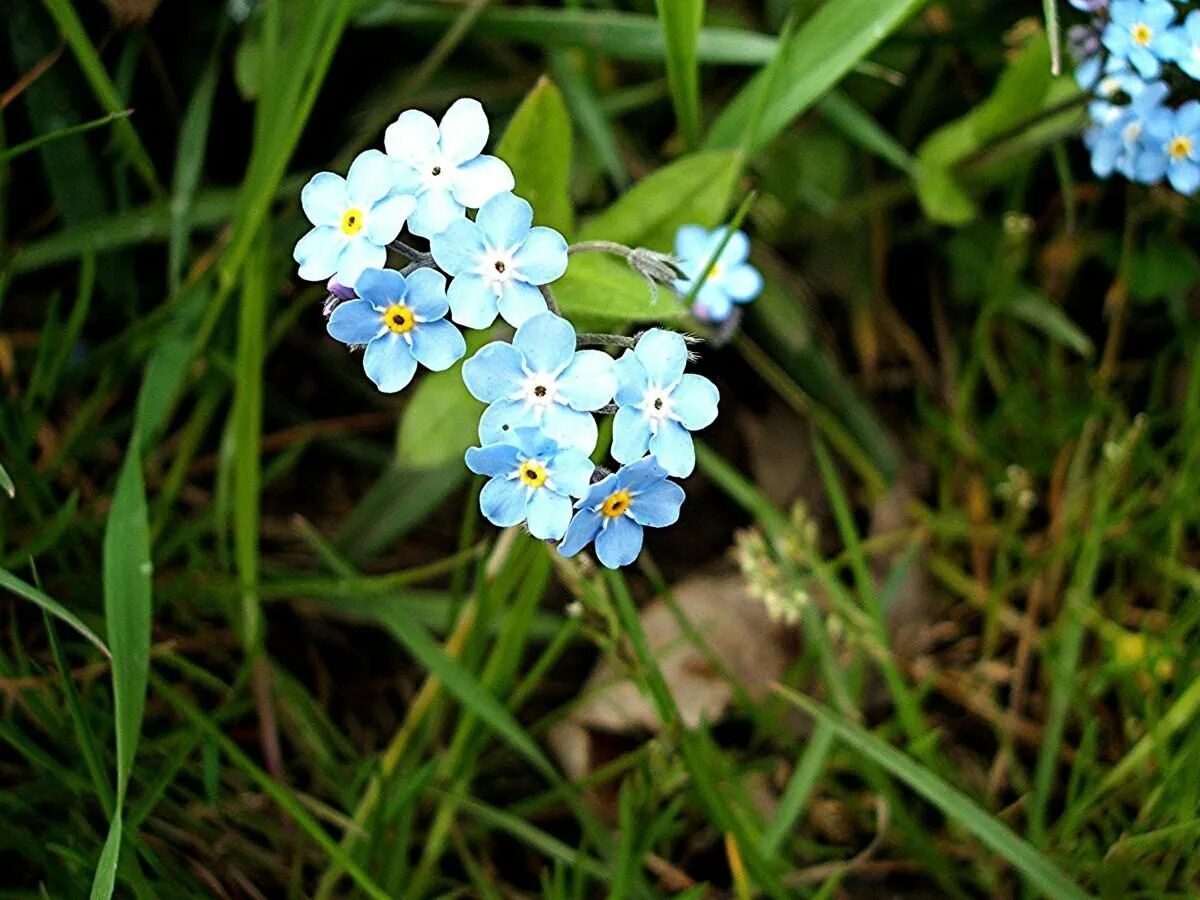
576, 333, 637, 350
387, 239, 434, 266
568, 239, 634, 257
538, 283, 562, 316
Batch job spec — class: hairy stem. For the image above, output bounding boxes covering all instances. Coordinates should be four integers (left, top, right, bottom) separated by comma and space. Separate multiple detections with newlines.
568, 239, 634, 257
387, 239, 434, 266
576, 333, 637, 350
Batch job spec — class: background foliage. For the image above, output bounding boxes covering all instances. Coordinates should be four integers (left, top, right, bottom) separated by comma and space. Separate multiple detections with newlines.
2, 0, 1200, 897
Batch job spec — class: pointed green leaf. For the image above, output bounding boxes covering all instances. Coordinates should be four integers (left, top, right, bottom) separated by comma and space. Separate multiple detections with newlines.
497, 76, 574, 236
654, 0, 705, 147
556, 253, 688, 322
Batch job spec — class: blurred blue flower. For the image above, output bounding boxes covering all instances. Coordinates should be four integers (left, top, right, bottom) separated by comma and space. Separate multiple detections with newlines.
294, 150, 416, 288
673, 225, 763, 323
326, 267, 465, 393
385, 98, 515, 238
1137, 100, 1200, 193
462, 313, 615, 453
1102, 0, 1177, 78
1084, 79, 1169, 179
465, 428, 595, 540
1069, 0, 1109, 11
557, 456, 685, 569
611, 329, 719, 478
1167, 10, 1200, 79
431, 192, 568, 329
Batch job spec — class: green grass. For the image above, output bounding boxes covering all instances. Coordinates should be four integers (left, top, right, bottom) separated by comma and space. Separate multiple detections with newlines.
2, 0, 1200, 897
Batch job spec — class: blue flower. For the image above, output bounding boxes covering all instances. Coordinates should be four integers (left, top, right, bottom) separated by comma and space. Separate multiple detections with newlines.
1137, 101, 1200, 194
1102, 0, 1177, 78
557, 457, 685, 569
462, 313, 615, 453
1167, 10, 1200, 79
385, 98, 515, 239
465, 428, 595, 540
326, 267, 466, 393
294, 150, 417, 288
430, 192, 568, 329
1069, 0, 1108, 11
1084, 79, 1169, 179
611, 330, 719, 478
673, 225, 763, 323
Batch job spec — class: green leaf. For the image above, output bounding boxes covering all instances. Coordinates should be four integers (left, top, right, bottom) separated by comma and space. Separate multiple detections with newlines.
0, 109, 133, 165
914, 165, 977, 226
1006, 289, 1094, 358
654, 0, 705, 147
0, 460, 13, 498
775, 687, 1095, 900
88, 815, 122, 900
397, 336, 488, 468
706, 0, 929, 153
496, 76, 574, 236
579, 149, 741, 250
550, 52, 629, 190
556, 253, 688, 323
0, 567, 109, 657
170, 47, 221, 292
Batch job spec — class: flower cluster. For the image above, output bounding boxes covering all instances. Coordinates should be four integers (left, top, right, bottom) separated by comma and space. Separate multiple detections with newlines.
297, 98, 743, 567
1072, 0, 1200, 194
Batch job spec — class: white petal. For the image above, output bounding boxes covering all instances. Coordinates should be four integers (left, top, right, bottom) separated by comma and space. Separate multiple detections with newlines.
451, 155, 515, 208
384, 109, 441, 169
438, 97, 490, 165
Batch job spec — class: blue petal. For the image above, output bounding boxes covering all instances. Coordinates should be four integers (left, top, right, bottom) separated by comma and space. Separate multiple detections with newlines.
465, 443, 521, 477
1169, 159, 1200, 194
408, 187, 465, 238
497, 280, 549, 327
301, 172, 347, 227
479, 398, 540, 445
649, 420, 696, 477
693, 283, 734, 322
674, 224, 711, 262
295, 226, 346, 282
449, 274, 501, 329
541, 404, 599, 454
514, 227, 569, 284
614, 351, 649, 406
345, 150, 394, 206
514, 313, 576, 374
477, 192, 533, 249
546, 448, 596, 498
671, 374, 719, 430
363, 334, 418, 393
557, 509, 603, 558
716, 229, 751, 266
595, 516, 644, 568
526, 490, 572, 540
463, 342, 525, 403
558, 350, 616, 411
1178, 100, 1200, 132
629, 479, 685, 528
355, 268, 407, 307
577, 472, 619, 510
616, 456, 669, 492
384, 109, 441, 170
480, 476, 527, 527
451, 154, 516, 208
611, 405, 652, 465
335, 239, 387, 289
366, 192, 416, 245
431, 218, 487, 275
721, 263, 763, 302
513, 427, 557, 458
439, 98, 489, 165
411, 319, 466, 371
633, 329, 688, 389
405, 267, 450, 320
327, 300, 383, 345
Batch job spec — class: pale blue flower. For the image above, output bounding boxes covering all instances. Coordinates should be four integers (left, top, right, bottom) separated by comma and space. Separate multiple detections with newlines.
465, 428, 595, 540
1136, 101, 1200, 193
1069, 0, 1108, 10
611, 330, 719, 478
1084, 79, 1169, 179
431, 192, 568, 329
326, 267, 465, 393
1167, 10, 1200, 80
557, 456, 685, 569
462, 313, 615, 454
385, 98, 515, 238
1102, 0, 1178, 78
673, 225, 763, 323
294, 150, 416, 288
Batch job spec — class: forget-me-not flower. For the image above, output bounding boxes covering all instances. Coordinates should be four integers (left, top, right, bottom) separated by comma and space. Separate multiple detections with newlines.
1084, 79, 1169, 179
1166, 10, 1200, 79
611, 329, 719, 478
385, 98, 515, 238
1137, 100, 1200, 193
294, 150, 416, 288
326, 267, 465, 393
1102, 1, 1178, 78
462, 313, 615, 454
673, 225, 764, 323
557, 456, 685, 569
431, 192, 568, 329
465, 428, 595, 540
1069, 0, 1108, 11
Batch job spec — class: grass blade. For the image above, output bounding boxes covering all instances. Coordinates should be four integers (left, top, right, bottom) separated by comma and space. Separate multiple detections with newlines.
0, 567, 109, 656
0, 460, 14, 498
654, 0, 705, 147
0, 110, 133, 165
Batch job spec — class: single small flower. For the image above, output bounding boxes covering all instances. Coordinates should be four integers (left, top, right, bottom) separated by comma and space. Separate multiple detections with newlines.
326, 267, 466, 393
462, 313, 615, 454
611, 329, 719, 478
465, 428, 595, 540
294, 150, 416, 288
327, 278, 357, 301
1084, 79, 1169, 179
673, 225, 764, 323
385, 97, 515, 238
557, 456, 685, 569
430, 192, 568, 328
1137, 101, 1200, 193
1101, 0, 1177, 79
1166, 10, 1200, 80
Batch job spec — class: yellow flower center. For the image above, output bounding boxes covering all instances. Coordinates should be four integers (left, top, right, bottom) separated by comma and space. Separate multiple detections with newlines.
600, 490, 632, 518
383, 303, 415, 334
1132, 23, 1153, 46
518, 461, 547, 488
1170, 136, 1194, 160
341, 207, 366, 236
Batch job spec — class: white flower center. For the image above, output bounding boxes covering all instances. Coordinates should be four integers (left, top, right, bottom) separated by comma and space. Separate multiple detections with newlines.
513, 371, 562, 414
638, 386, 675, 431
1123, 121, 1142, 145
420, 152, 454, 191
1098, 76, 1121, 98
479, 247, 519, 297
